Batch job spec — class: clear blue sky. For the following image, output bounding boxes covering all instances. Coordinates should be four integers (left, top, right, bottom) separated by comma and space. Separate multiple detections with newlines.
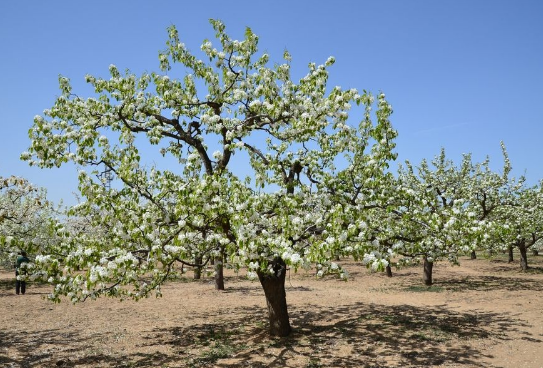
1, 1, 542, 206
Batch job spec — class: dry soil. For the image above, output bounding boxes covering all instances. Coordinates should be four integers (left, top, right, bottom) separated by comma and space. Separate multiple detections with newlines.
1, 254, 543, 367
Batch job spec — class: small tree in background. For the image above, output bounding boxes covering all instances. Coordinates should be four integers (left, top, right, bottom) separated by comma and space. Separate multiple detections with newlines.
360, 150, 490, 286
464, 143, 514, 260
490, 181, 543, 271
0, 175, 58, 270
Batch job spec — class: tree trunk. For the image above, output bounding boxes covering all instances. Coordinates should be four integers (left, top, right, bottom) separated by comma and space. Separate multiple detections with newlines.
214, 254, 224, 291
385, 264, 393, 277
194, 254, 202, 280
257, 257, 292, 337
519, 243, 529, 271
470, 250, 477, 260
423, 257, 433, 286
532, 249, 539, 256
508, 246, 514, 263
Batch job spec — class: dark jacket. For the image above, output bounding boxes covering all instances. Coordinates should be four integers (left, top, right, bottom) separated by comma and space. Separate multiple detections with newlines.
16, 255, 30, 273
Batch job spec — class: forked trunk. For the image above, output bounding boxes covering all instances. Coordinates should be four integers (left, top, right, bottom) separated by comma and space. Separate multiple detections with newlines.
423, 257, 433, 286
470, 250, 477, 260
519, 243, 529, 271
386, 264, 393, 277
508, 246, 514, 263
194, 254, 202, 280
214, 253, 224, 291
257, 257, 292, 337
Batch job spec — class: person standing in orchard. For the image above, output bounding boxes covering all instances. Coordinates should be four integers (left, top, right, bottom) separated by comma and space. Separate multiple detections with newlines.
15, 251, 30, 295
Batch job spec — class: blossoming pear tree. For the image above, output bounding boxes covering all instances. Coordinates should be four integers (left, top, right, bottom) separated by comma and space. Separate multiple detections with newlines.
363, 150, 488, 285
23, 20, 397, 336
489, 181, 543, 271
0, 175, 57, 269
463, 143, 515, 260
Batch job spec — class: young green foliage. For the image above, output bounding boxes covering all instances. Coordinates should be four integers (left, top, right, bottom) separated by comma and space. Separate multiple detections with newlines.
23, 20, 397, 328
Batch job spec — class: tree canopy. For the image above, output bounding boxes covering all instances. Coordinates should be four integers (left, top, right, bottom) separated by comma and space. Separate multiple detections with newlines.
22, 20, 398, 336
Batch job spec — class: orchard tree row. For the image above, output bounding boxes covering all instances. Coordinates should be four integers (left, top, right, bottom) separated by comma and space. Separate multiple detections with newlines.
2, 20, 542, 337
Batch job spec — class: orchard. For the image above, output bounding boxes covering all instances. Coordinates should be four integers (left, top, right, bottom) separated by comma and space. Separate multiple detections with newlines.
2, 20, 542, 344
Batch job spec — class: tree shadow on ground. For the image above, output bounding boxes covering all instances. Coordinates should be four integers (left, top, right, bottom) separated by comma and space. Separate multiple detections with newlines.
483, 264, 543, 275
0, 280, 50, 298
132, 301, 527, 368
0, 326, 190, 368
221, 285, 312, 296
0, 328, 90, 368
401, 274, 543, 293
0, 278, 16, 292
0, 300, 532, 367
523, 266, 543, 274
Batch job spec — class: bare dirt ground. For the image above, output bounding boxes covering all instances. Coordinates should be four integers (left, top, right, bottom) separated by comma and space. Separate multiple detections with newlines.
1, 254, 543, 368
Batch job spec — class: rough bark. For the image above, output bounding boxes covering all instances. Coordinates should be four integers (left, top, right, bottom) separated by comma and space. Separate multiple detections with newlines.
214, 254, 224, 291
257, 257, 292, 337
508, 246, 514, 263
193, 254, 202, 280
423, 257, 433, 286
386, 264, 393, 277
470, 250, 477, 260
519, 243, 529, 271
